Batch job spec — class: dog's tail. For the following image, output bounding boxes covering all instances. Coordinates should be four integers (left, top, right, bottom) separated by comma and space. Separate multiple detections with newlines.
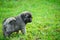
3, 18, 7, 24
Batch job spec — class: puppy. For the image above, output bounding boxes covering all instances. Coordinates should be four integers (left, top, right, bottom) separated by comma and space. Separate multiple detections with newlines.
3, 11, 32, 37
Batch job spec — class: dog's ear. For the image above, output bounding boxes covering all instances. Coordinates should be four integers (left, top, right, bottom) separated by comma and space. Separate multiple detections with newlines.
21, 14, 26, 21
21, 14, 25, 18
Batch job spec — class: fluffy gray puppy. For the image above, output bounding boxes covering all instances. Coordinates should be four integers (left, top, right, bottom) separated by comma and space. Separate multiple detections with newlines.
3, 11, 32, 37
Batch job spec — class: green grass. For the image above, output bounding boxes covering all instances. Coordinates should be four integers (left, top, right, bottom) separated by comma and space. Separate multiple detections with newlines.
0, 0, 60, 40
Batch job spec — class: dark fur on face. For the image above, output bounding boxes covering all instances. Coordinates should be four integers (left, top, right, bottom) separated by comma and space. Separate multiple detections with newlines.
3, 11, 32, 37
21, 12, 32, 24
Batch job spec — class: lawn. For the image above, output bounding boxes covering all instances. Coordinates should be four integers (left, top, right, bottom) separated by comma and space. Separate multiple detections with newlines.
0, 0, 60, 40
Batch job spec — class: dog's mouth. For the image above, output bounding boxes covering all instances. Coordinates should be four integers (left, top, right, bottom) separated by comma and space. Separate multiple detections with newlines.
28, 18, 32, 22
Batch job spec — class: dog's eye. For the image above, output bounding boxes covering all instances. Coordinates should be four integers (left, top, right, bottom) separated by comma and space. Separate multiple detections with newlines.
28, 16, 31, 18
28, 16, 30, 18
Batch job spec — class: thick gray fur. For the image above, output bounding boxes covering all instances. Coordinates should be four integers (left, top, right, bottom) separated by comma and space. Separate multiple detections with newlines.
3, 11, 32, 37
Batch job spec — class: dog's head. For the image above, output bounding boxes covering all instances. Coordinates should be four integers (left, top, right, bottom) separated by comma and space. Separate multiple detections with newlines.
21, 11, 32, 24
